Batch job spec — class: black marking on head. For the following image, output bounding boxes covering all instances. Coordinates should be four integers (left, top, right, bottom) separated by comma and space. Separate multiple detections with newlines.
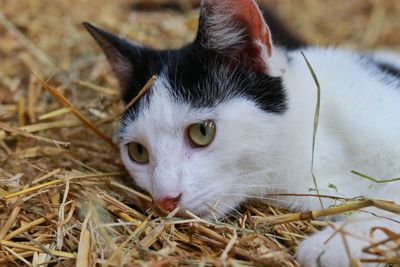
118, 43, 287, 139
85, 15, 287, 134
163, 44, 287, 113
377, 62, 400, 79
119, 43, 286, 125
365, 56, 400, 88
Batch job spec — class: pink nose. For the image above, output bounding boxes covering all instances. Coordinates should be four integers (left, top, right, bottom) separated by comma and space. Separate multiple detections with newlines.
155, 194, 182, 212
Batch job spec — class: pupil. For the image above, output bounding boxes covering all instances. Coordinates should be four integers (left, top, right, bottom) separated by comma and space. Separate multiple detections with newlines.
137, 144, 143, 154
199, 124, 207, 136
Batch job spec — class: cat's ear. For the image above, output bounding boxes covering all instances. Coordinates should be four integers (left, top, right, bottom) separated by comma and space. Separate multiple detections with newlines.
196, 0, 274, 74
83, 22, 154, 102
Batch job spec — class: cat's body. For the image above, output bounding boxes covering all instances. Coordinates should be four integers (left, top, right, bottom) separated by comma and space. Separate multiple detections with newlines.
277, 48, 400, 209
84, 0, 400, 266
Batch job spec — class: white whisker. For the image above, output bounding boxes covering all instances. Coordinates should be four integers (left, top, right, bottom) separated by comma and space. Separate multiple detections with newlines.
221, 193, 295, 205
203, 201, 226, 219
228, 168, 281, 179
229, 184, 302, 189
228, 183, 332, 194
213, 200, 243, 218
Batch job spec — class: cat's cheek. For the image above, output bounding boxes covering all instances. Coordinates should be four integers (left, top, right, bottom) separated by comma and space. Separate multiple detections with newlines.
120, 149, 152, 192
127, 166, 152, 193
181, 143, 202, 161
120, 145, 164, 192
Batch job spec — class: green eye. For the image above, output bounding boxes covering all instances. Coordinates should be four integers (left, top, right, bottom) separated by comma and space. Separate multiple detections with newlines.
188, 120, 216, 147
127, 142, 149, 164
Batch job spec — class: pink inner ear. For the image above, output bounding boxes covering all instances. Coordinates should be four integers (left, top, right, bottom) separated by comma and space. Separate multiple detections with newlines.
233, 0, 272, 56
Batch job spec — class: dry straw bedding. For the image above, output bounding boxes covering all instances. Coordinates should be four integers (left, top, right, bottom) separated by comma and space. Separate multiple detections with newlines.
0, 0, 400, 266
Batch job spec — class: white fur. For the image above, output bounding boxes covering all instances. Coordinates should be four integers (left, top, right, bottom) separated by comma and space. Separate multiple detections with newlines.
200, 0, 254, 51
201, 1, 246, 52
119, 47, 400, 266
296, 214, 400, 267
283, 48, 400, 266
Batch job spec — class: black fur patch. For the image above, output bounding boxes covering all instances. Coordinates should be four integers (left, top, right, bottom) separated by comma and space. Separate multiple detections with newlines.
164, 44, 287, 113
377, 62, 400, 79
122, 43, 287, 125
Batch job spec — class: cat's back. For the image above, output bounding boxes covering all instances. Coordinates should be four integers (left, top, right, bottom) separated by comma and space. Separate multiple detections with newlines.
283, 47, 400, 180
285, 47, 400, 121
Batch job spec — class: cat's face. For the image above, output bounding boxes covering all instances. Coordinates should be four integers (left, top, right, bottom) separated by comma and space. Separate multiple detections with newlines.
85, 0, 288, 217
118, 62, 286, 217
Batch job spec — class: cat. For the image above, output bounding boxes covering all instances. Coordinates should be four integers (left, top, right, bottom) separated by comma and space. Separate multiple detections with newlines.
83, 0, 400, 266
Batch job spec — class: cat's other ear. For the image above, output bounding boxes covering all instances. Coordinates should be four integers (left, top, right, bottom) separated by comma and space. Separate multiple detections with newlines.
83, 22, 154, 103
196, 0, 274, 74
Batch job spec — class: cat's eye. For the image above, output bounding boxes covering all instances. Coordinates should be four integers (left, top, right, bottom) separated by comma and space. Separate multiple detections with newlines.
127, 142, 149, 164
188, 120, 216, 147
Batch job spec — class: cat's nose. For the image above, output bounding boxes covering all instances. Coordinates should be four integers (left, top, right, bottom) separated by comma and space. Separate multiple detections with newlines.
155, 194, 182, 212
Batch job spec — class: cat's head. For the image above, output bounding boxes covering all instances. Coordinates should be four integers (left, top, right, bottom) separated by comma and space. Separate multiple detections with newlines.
84, 0, 288, 218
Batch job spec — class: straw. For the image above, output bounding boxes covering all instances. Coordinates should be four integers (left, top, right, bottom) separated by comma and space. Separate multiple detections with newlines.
1, 0, 399, 265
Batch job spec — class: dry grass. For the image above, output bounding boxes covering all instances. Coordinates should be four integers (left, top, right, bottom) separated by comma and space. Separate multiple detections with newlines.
0, 0, 400, 266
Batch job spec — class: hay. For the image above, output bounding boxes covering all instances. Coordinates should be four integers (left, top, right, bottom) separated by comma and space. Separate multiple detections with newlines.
0, 0, 399, 266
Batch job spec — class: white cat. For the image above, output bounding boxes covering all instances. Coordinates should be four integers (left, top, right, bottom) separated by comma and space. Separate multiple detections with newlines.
84, 0, 400, 266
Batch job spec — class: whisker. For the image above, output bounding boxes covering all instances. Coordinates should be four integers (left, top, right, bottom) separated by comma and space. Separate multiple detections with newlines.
229, 184, 308, 194
186, 188, 217, 203
203, 202, 227, 220
221, 193, 295, 204
268, 192, 349, 201
230, 182, 300, 186
229, 184, 303, 189
228, 168, 281, 179
228, 183, 334, 194
213, 200, 243, 218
